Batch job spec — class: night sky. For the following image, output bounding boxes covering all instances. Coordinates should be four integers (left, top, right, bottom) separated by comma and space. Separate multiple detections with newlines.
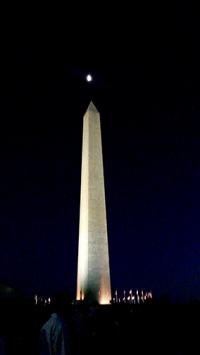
1, 5, 200, 302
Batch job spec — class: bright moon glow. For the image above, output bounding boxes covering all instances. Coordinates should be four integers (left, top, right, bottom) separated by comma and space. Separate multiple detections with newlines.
86, 74, 93, 82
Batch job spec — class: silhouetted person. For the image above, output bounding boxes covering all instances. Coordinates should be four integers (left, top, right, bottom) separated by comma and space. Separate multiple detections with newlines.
40, 292, 72, 355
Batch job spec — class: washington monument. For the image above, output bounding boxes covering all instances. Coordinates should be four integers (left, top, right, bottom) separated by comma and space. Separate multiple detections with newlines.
76, 102, 111, 304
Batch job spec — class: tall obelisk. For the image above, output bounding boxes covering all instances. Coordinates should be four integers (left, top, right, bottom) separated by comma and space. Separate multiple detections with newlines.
76, 102, 111, 304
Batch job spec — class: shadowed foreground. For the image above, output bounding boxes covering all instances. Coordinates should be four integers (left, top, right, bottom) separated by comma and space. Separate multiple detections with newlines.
0, 300, 199, 354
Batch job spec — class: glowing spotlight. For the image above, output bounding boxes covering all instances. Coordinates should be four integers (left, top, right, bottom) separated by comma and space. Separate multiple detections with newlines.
86, 74, 93, 82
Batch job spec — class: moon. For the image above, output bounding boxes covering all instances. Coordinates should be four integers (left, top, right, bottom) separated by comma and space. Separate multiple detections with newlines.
86, 74, 93, 82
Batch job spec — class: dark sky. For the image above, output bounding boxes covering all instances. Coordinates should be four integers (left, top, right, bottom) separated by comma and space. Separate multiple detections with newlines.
1, 5, 200, 302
